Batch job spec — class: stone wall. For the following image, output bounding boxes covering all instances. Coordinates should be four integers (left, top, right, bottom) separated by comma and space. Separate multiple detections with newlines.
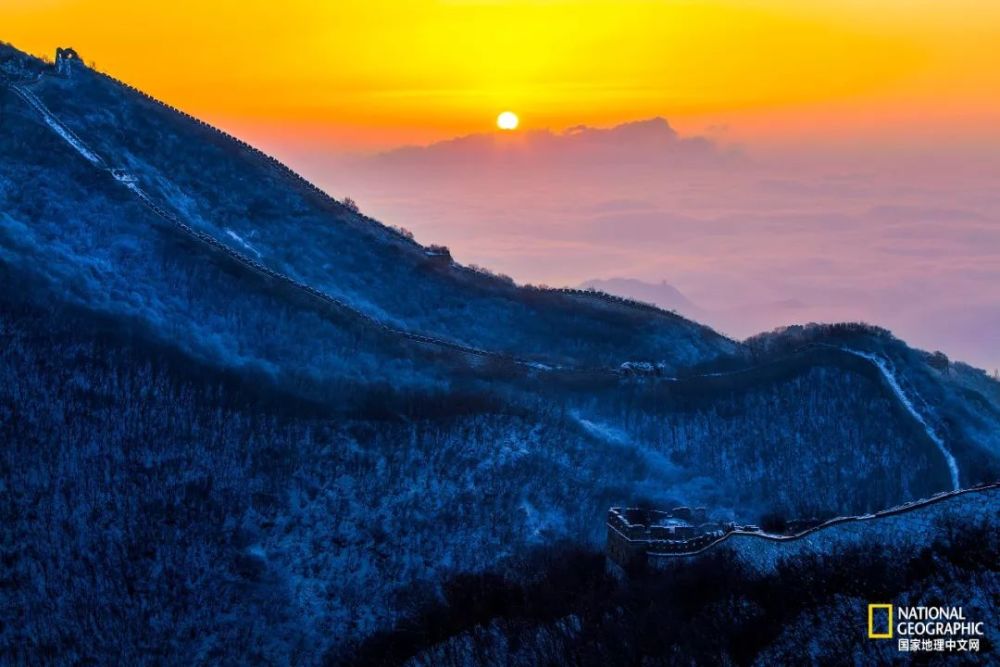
643, 483, 999, 573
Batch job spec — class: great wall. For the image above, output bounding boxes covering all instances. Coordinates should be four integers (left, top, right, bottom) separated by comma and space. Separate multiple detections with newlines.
2, 47, 723, 377
0, 48, 967, 489
0, 51, 915, 356
38, 48, 706, 325
5, 49, 996, 584
606, 481, 1000, 575
3, 51, 529, 365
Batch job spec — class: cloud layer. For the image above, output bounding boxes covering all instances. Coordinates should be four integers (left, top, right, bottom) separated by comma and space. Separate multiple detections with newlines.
285, 119, 1000, 372
372, 118, 739, 174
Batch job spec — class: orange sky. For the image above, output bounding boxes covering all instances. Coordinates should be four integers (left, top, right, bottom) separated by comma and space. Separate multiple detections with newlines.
4, 0, 1000, 151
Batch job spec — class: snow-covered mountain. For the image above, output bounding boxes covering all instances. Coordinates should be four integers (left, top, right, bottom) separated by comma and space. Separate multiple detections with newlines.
2, 43, 998, 664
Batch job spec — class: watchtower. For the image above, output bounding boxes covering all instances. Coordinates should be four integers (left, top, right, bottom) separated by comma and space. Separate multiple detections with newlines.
55, 47, 83, 77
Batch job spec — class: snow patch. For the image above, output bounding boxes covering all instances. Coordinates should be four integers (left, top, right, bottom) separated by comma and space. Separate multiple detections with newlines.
573, 413, 631, 445
524, 361, 553, 371
519, 500, 563, 540
110, 168, 136, 184
225, 229, 262, 258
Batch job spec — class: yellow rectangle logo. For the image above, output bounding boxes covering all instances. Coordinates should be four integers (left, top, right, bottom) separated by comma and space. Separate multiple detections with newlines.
868, 604, 893, 639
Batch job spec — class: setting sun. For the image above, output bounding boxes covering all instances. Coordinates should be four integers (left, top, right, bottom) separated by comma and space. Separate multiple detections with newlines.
497, 111, 519, 131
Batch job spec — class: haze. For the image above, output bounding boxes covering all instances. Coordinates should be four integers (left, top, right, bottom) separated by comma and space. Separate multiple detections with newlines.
4, 0, 999, 370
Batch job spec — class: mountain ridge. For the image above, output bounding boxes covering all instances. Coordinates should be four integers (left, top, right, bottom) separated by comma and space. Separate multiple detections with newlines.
4, 41, 997, 487
2, 42, 999, 663
1, 43, 735, 372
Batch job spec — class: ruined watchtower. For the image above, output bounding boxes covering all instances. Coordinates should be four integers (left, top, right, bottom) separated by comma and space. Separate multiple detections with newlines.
55, 47, 83, 77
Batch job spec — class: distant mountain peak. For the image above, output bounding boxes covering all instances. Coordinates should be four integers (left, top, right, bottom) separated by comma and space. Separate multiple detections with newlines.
579, 277, 700, 315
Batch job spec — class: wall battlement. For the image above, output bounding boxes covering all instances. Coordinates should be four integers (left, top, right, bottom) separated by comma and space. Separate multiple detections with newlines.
606, 506, 733, 570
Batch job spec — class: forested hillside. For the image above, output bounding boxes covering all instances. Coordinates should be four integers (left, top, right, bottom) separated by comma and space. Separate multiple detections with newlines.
2, 42, 999, 664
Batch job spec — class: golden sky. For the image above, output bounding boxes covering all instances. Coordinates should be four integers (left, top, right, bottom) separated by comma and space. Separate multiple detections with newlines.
4, 0, 1000, 150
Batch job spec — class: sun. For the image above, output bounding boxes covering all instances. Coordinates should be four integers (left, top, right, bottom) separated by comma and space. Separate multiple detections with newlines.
497, 111, 519, 131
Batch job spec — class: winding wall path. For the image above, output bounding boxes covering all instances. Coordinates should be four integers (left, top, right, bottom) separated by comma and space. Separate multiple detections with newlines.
4, 68, 969, 472
640, 481, 999, 565
841, 348, 959, 489
9, 80, 541, 368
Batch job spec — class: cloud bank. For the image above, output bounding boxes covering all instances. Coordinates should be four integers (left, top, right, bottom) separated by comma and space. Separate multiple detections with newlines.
371, 118, 739, 175
283, 118, 1000, 372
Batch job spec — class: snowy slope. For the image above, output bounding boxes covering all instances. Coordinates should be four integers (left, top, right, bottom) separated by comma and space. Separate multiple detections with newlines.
2, 43, 999, 664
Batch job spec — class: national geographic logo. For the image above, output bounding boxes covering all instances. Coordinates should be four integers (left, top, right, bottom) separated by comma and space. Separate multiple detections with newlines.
868, 604, 985, 654
868, 604, 893, 639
